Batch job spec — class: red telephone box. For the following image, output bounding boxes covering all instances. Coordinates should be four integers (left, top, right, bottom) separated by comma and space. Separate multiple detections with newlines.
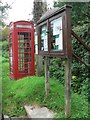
8, 21, 35, 79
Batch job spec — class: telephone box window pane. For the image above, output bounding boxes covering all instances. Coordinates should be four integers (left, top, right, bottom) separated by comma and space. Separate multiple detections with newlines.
50, 17, 63, 51
18, 32, 31, 74
40, 25, 48, 51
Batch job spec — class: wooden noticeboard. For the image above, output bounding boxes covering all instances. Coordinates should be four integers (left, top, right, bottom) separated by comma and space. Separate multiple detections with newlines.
37, 5, 72, 118
37, 5, 72, 58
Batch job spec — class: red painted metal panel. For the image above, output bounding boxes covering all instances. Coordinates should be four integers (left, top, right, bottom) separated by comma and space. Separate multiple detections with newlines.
8, 21, 35, 80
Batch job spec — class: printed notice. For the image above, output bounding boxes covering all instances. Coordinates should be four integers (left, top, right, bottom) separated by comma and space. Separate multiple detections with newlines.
53, 17, 62, 36
41, 25, 48, 51
51, 17, 63, 51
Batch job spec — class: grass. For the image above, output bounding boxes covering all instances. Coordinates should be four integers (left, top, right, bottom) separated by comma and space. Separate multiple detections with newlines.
2, 62, 89, 118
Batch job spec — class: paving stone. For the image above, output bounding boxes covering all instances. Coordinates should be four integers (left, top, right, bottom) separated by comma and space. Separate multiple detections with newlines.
24, 105, 55, 119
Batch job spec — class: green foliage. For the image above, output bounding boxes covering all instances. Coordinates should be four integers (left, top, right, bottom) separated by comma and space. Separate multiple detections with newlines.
49, 2, 90, 99
0, 1, 10, 26
53, 1, 89, 26
2, 40, 9, 59
0, 41, 9, 63
72, 23, 90, 96
80, 78, 89, 99
2, 62, 89, 118
2, 57, 9, 63
49, 58, 64, 83
49, 23, 89, 98
2, 26, 10, 41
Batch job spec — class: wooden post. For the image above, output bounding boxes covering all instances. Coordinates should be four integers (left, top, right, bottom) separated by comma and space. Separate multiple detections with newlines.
36, 55, 43, 76
35, 27, 43, 76
65, 58, 71, 118
45, 56, 50, 97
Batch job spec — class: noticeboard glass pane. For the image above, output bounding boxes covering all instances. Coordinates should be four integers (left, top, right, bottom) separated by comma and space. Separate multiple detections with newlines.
50, 17, 63, 51
40, 24, 48, 51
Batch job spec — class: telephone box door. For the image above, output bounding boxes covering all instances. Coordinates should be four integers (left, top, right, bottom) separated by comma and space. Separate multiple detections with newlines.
18, 31, 34, 75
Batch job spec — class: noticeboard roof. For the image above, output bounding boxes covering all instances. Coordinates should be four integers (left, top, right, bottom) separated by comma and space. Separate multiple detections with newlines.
37, 5, 72, 24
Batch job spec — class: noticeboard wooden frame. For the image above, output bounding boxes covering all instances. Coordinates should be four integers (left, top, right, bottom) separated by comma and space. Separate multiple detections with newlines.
37, 5, 72, 58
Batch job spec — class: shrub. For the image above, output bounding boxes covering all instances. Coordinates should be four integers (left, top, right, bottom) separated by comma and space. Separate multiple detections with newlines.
2, 41, 9, 59
49, 23, 89, 99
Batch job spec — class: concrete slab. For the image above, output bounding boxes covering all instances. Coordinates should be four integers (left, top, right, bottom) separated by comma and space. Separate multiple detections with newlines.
2, 115, 30, 120
24, 105, 55, 119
